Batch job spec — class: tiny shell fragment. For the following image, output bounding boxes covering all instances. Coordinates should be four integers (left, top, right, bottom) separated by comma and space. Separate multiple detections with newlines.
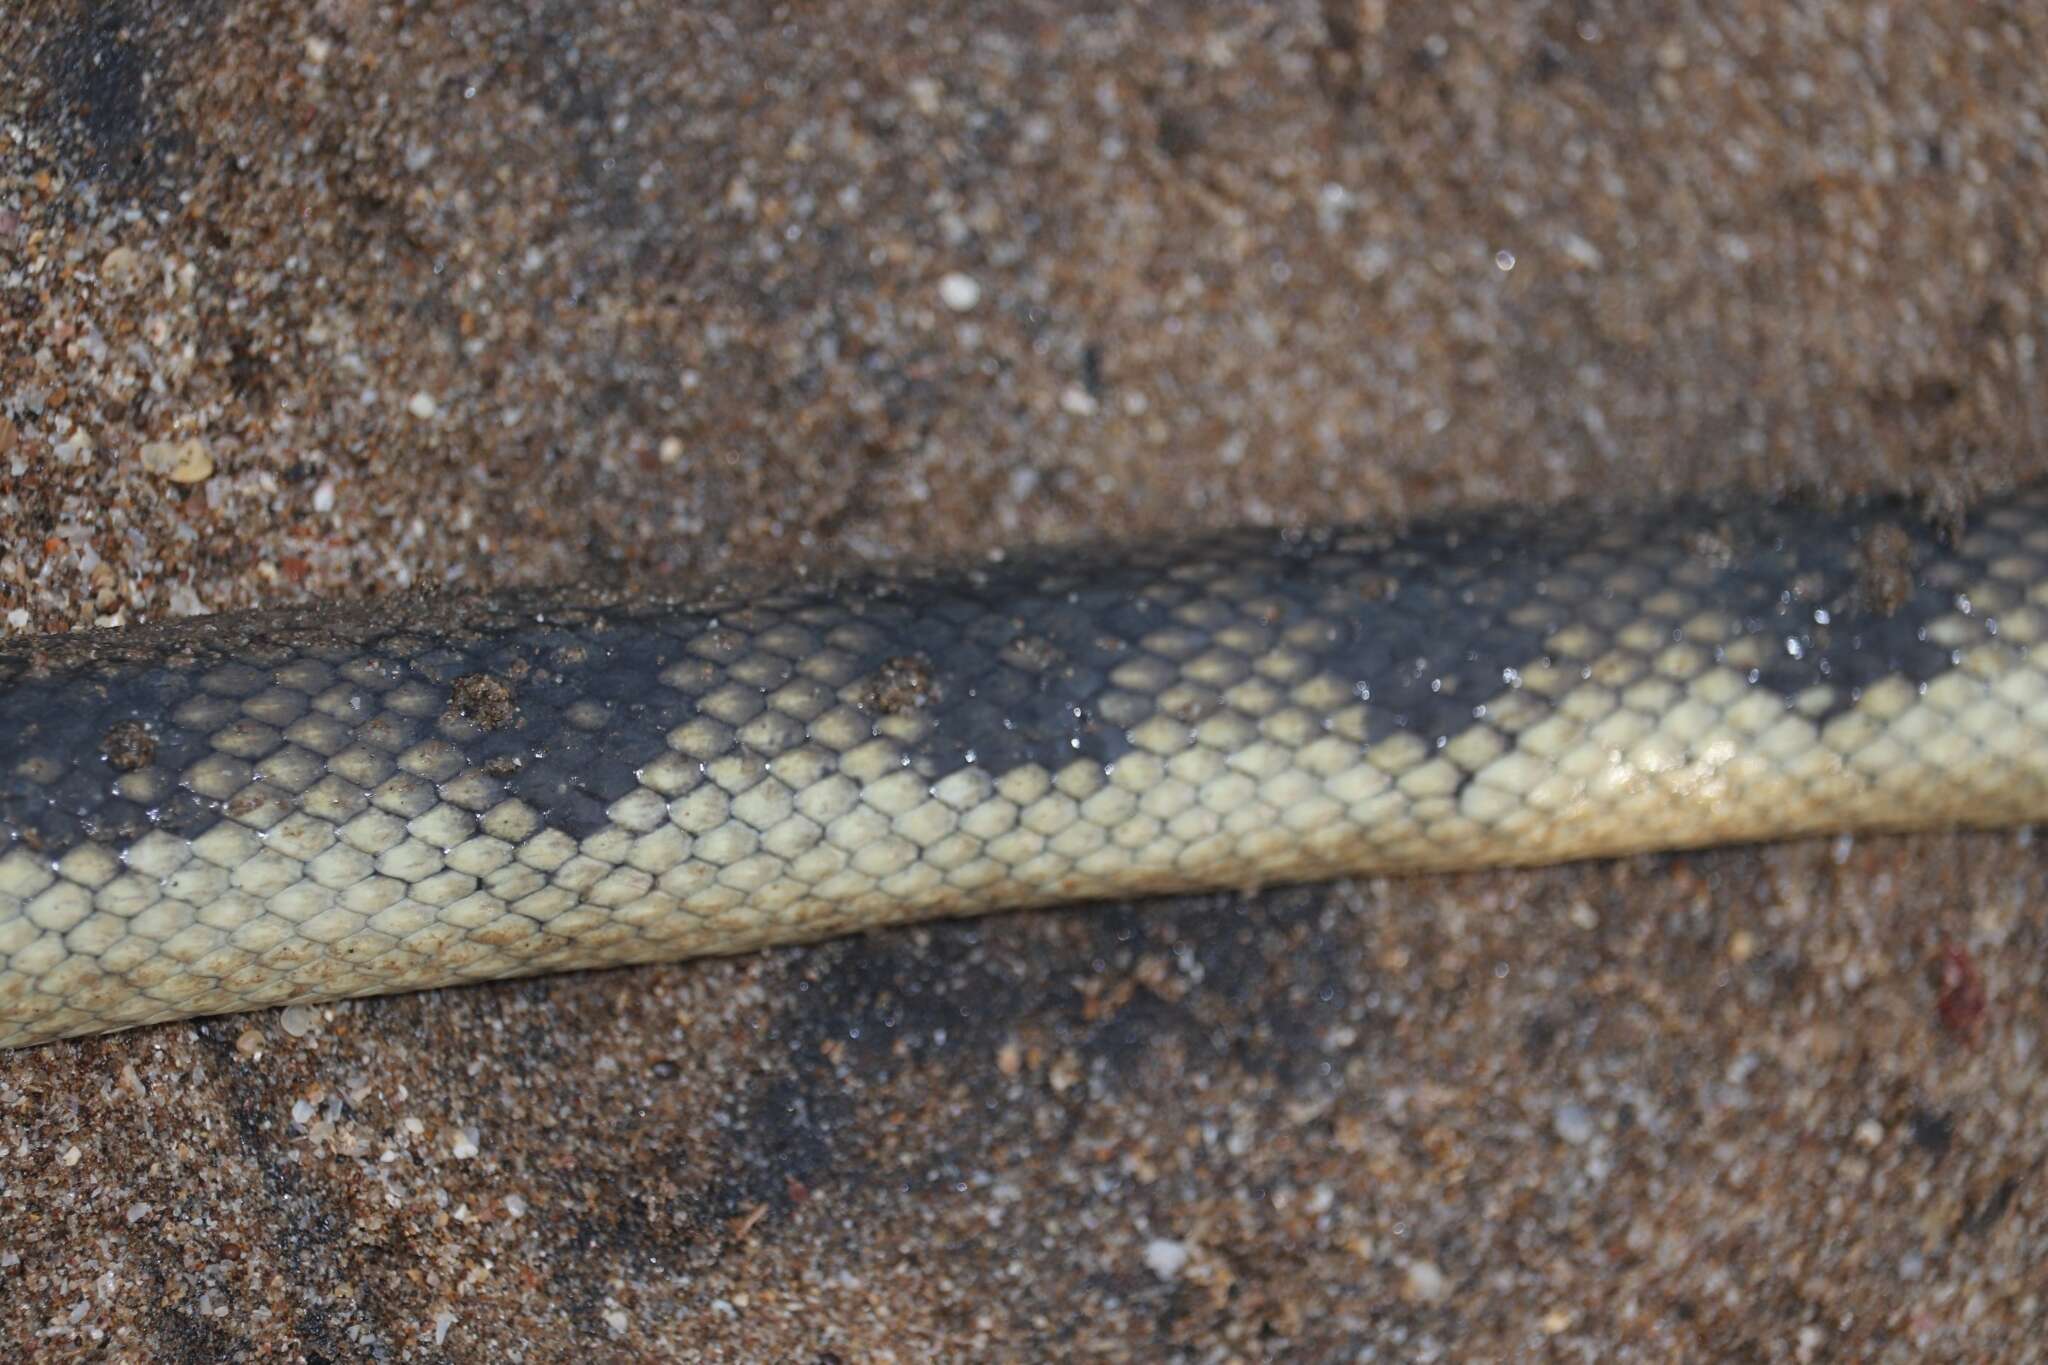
140, 438, 215, 483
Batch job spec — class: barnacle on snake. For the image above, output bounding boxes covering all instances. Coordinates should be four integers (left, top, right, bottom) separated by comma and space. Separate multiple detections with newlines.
4, 486, 2045, 1047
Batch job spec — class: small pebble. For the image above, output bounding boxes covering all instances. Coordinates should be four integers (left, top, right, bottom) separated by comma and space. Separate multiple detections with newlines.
1059, 384, 1099, 417
407, 390, 439, 419
906, 76, 943, 115
1143, 1237, 1190, 1281
139, 437, 214, 483
1402, 1258, 1449, 1304
99, 245, 148, 289
938, 272, 981, 311
450, 1127, 481, 1159
279, 1004, 320, 1038
1554, 1102, 1596, 1145
1558, 231, 1604, 269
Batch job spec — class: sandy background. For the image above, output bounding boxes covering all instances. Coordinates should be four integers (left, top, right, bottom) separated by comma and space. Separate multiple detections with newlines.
3, 1, 2046, 1359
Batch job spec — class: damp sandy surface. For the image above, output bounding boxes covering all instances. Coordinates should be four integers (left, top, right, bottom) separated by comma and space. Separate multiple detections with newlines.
2, 2, 2046, 1358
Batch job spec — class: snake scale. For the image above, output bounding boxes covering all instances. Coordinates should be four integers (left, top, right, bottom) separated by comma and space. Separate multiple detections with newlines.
5, 485, 2047, 1048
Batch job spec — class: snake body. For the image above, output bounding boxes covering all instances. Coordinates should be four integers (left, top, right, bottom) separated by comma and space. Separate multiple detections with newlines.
5, 487, 2048, 1047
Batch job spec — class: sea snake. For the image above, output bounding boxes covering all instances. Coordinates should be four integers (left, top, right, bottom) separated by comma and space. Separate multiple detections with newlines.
4, 485, 2045, 1047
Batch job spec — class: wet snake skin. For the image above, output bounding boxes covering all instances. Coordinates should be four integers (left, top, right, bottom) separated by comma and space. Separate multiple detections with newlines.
6, 487, 2048, 1046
